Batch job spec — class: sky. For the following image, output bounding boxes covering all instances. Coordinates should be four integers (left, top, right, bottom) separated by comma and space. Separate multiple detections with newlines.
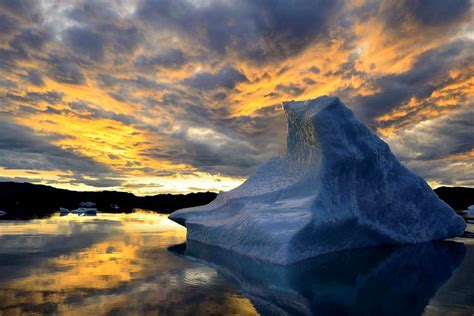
0, 0, 472, 195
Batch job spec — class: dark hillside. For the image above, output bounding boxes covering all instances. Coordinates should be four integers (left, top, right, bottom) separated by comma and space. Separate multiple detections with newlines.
0, 182, 472, 220
0, 182, 217, 219
434, 186, 474, 211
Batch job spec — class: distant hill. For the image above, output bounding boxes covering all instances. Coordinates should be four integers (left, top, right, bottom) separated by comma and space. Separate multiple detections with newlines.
0, 182, 217, 219
434, 186, 474, 211
0, 182, 472, 220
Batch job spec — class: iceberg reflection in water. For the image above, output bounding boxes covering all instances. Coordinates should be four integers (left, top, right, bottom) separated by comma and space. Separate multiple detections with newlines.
169, 240, 466, 316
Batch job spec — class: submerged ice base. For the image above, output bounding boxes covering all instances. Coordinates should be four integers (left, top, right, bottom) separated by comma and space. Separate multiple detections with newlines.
169, 240, 466, 316
169, 96, 465, 265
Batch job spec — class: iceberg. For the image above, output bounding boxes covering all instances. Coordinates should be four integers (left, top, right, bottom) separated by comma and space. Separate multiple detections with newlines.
169, 96, 466, 265
463, 205, 474, 215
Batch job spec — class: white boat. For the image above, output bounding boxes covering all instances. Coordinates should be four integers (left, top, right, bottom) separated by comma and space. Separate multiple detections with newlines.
59, 207, 98, 216
72, 207, 98, 215
0, 210, 6, 217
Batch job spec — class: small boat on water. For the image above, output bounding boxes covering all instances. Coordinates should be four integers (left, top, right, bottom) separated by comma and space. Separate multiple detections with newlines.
72, 207, 98, 215
59, 207, 98, 216
0, 210, 6, 217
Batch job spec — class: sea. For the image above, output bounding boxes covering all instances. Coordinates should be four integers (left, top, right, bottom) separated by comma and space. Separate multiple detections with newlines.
0, 211, 473, 315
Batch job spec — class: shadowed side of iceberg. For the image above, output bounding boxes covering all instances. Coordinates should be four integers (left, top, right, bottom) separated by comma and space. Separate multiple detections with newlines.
169, 96, 466, 265
286, 98, 466, 261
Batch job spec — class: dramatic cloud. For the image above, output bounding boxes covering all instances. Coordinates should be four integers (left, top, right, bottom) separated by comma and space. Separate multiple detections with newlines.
0, 0, 41, 22
275, 83, 305, 97
46, 56, 86, 85
0, 13, 15, 35
389, 106, 474, 161
136, 49, 187, 70
0, 119, 111, 174
0, 0, 472, 193
353, 41, 472, 122
26, 69, 45, 86
405, 0, 471, 26
137, 0, 344, 63
182, 65, 248, 90
387, 105, 474, 186
64, 27, 105, 61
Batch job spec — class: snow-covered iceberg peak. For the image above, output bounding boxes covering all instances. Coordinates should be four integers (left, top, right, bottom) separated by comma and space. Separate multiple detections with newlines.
169, 96, 466, 265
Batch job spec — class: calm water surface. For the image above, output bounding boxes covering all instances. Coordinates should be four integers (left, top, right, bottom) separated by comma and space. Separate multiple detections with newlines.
0, 212, 472, 315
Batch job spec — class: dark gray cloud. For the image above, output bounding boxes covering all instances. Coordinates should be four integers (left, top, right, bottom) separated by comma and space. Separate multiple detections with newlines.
277, 66, 291, 76
46, 55, 86, 84
0, 0, 41, 22
137, 0, 344, 64
67, 1, 116, 22
5, 90, 64, 106
64, 27, 105, 61
213, 92, 227, 101
67, 101, 139, 126
324, 52, 365, 80
60, 174, 124, 188
376, 0, 472, 38
26, 68, 44, 86
275, 83, 305, 97
352, 40, 471, 123
145, 130, 263, 177
404, 159, 474, 187
0, 48, 18, 69
0, 2, 50, 71
60, 2, 143, 58
264, 92, 280, 98
182, 65, 248, 90
143, 97, 286, 177
9, 28, 50, 51
0, 78, 17, 89
308, 66, 320, 74
0, 176, 41, 183
113, 26, 142, 53
97, 74, 171, 92
0, 119, 111, 174
406, 0, 471, 26
95, 74, 187, 108
136, 49, 187, 70
0, 12, 15, 34
389, 106, 474, 162
388, 105, 474, 186
147, 137, 261, 177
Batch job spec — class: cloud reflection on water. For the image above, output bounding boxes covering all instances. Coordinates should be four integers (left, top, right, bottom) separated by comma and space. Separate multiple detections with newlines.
0, 212, 257, 315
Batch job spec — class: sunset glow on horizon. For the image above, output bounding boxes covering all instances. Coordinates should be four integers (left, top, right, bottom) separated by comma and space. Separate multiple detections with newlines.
0, 0, 472, 194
